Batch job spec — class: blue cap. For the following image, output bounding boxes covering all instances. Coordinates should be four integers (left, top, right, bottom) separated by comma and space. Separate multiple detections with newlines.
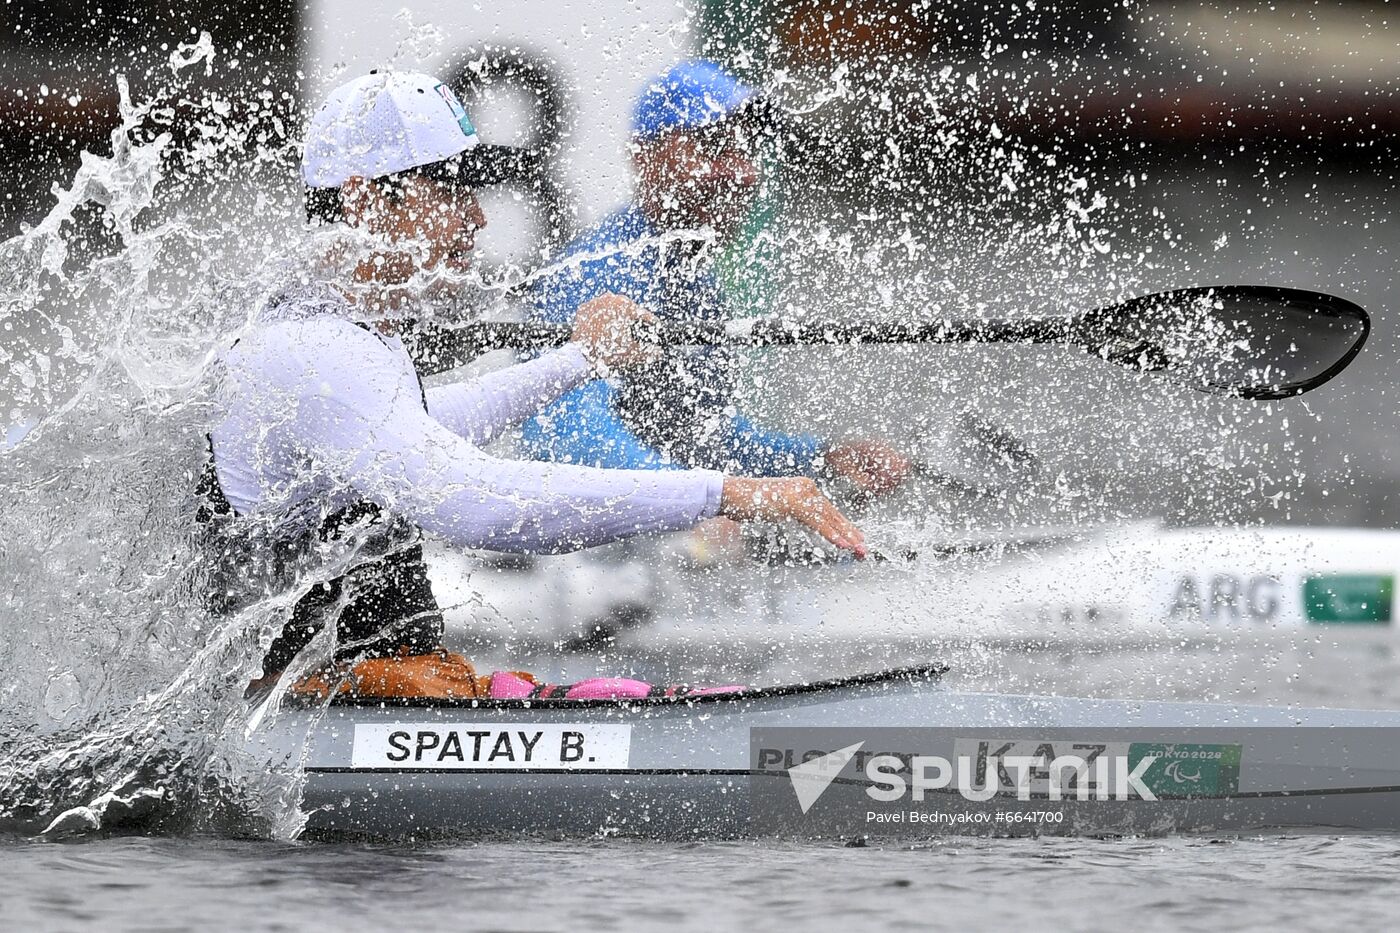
632, 60, 756, 139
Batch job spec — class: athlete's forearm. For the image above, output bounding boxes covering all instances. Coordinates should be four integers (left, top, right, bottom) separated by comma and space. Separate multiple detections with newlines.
426, 345, 593, 445
320, 400, 724, 552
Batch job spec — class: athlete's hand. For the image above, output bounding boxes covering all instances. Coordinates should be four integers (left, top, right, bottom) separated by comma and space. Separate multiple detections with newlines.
719, 477, 867, 559
571, 294, 662, 375
823, 439, 911, 497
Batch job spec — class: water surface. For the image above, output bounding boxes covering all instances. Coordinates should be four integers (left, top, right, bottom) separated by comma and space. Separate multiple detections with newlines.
6, 832, 1397, 931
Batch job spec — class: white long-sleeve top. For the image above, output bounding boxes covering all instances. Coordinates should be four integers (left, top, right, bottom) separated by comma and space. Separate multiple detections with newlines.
210, 311, 725, 552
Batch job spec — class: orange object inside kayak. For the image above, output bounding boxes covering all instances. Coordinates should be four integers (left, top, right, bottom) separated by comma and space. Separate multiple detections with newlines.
264, 649, 538, 701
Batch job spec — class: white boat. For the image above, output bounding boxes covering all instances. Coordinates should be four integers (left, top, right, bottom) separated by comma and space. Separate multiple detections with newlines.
249, 666, 1400, 838
429, 524, 1400, 654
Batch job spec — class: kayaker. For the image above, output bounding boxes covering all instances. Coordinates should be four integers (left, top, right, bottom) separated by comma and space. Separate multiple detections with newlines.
200, 70, 865, 700
521, 59, 910, 500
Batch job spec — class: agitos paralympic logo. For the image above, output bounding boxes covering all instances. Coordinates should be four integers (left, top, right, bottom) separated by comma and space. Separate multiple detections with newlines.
769, 740, 1165, 814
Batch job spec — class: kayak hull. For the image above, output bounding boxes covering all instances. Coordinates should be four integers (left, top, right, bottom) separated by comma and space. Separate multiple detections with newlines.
297, 774, 1400, 839
249, 668, 1400, 838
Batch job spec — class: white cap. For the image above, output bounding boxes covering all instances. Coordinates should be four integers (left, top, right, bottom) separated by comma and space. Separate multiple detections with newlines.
302, 70, 481, 188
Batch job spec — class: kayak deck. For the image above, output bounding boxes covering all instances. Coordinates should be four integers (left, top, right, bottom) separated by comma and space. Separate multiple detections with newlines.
310, 663, 951, 709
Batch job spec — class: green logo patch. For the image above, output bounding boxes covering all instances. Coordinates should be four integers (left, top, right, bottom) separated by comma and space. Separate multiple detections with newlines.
1128, 742, 1242, 798
1304, 574, 1394, 624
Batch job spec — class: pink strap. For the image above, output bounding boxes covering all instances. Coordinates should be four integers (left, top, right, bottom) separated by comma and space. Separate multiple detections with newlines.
487, 671, 536, 699
487, 671, 748, 700
562, 677, 653, 699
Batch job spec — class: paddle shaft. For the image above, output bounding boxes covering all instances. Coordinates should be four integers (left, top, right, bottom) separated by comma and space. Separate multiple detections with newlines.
407, 285, 1370, 398
427, 315, 1073, 352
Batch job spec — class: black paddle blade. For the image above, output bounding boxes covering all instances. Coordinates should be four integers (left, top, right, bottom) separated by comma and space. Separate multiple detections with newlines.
1072, 286, 1371, 399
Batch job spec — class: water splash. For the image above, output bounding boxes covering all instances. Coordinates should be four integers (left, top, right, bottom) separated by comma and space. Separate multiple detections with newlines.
169, 32, 217, 78
0, 50, 336, 837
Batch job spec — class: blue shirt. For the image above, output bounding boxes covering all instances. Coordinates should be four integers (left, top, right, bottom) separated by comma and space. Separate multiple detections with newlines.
521, 205, 824, 476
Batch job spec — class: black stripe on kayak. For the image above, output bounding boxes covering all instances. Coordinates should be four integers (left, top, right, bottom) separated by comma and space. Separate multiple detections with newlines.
307, 767, 757, 775
312, 664, 950, 709
300, 767, 1400, 799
